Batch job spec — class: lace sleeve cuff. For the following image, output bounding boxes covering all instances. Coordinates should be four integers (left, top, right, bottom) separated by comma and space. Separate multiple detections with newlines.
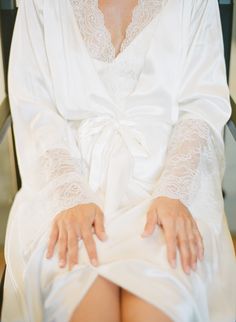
151, 118, 224, 208
37, 148, 103, 215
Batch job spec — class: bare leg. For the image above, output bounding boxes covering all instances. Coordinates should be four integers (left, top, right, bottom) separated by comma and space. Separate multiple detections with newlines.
120, 289, 174, 322
69, 275, 121, 322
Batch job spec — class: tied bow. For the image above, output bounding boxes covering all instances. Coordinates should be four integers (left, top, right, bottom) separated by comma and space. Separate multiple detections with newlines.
77, 115, 151, 191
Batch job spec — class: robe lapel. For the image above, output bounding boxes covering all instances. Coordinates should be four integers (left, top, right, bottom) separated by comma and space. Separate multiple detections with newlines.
44, 0, 117, 120
43, 0, 162, 120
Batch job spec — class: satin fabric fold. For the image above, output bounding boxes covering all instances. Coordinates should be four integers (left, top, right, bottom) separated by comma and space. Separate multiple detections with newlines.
77, 115, 151, 191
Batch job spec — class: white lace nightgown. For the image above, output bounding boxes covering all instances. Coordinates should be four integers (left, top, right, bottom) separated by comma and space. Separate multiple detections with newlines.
2, 0, 236, 321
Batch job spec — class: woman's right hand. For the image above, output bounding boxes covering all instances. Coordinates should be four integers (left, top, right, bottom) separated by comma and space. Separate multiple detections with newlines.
45, 203, 107, 270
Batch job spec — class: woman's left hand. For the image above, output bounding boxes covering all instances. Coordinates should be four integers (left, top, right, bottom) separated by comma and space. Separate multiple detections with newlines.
141, 196, 204, 274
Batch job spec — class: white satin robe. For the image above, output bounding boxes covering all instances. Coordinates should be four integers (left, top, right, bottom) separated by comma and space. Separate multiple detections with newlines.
2, 0, 236, 321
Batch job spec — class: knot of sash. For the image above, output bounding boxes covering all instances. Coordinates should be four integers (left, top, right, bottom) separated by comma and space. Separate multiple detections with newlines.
76, 115, 151, 191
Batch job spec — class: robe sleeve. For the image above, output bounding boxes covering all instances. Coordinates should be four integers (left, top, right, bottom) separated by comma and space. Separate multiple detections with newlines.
152, 0, 232, 208
8, 0, 103, 216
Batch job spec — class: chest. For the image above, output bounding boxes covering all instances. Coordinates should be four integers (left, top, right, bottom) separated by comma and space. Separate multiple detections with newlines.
70, 0, 164, 63
98, 0, 138, 36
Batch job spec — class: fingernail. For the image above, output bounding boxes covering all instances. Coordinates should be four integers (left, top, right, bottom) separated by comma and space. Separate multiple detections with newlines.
101, 232, 108, 240
192, 263, 197, 271
73, 263, 79, 268
70, 264, 79, 271
59, 260, 65, 267
185, 266, 191, 274
141, 231, 148, 237
171, 259, 176, 269
91, 258, 98, 266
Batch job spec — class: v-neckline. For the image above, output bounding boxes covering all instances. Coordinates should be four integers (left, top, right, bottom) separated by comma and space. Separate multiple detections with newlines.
96, 0, 141, 60
69, 0, 165, 64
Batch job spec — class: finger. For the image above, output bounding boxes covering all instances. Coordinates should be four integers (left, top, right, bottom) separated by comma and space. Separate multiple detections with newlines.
177, 218, 191, 274
94, 208, 107, 241
46, 224, 59, 259
141, 210, 157, 237
67, 224, 79, 271
192, 220, 204, 261
162, 217, 177, 269
58, 223, 68, 268
81, 226, 99, 266
186, 220, 198, 271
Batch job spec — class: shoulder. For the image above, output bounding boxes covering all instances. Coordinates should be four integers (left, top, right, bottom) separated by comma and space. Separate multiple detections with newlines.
190, 0, 219, 19
17, 0, 45, 11
182, 0, 220, 29
17, 0, 45, 22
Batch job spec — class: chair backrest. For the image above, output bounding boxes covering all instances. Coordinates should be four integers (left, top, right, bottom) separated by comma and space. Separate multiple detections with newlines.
0, 0, 21, 188
218, 0, 234, 80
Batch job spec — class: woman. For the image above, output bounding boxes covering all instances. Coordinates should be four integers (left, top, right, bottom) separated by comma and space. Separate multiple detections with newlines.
2, 0, 236, 321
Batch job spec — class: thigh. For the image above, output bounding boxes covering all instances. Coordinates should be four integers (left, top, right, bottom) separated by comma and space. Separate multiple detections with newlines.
69, 275, 121, 322
121, 289, 173, 322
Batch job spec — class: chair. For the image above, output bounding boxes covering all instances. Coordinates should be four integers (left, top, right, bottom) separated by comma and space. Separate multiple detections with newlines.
0, 0, 235, 319
0, 1, 20, 317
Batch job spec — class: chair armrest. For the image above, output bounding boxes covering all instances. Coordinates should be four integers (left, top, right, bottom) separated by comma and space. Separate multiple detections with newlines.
0, 97, 11, 144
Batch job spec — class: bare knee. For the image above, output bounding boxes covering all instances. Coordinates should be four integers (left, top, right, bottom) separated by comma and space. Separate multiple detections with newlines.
69, 275, 120, 322
121, 289, 173, 322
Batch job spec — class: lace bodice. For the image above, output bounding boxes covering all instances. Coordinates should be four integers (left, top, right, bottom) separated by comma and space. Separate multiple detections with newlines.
70, 0, 164, 63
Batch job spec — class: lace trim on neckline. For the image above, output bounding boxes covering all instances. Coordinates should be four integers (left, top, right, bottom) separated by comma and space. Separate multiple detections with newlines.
71, 0, 166, 63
